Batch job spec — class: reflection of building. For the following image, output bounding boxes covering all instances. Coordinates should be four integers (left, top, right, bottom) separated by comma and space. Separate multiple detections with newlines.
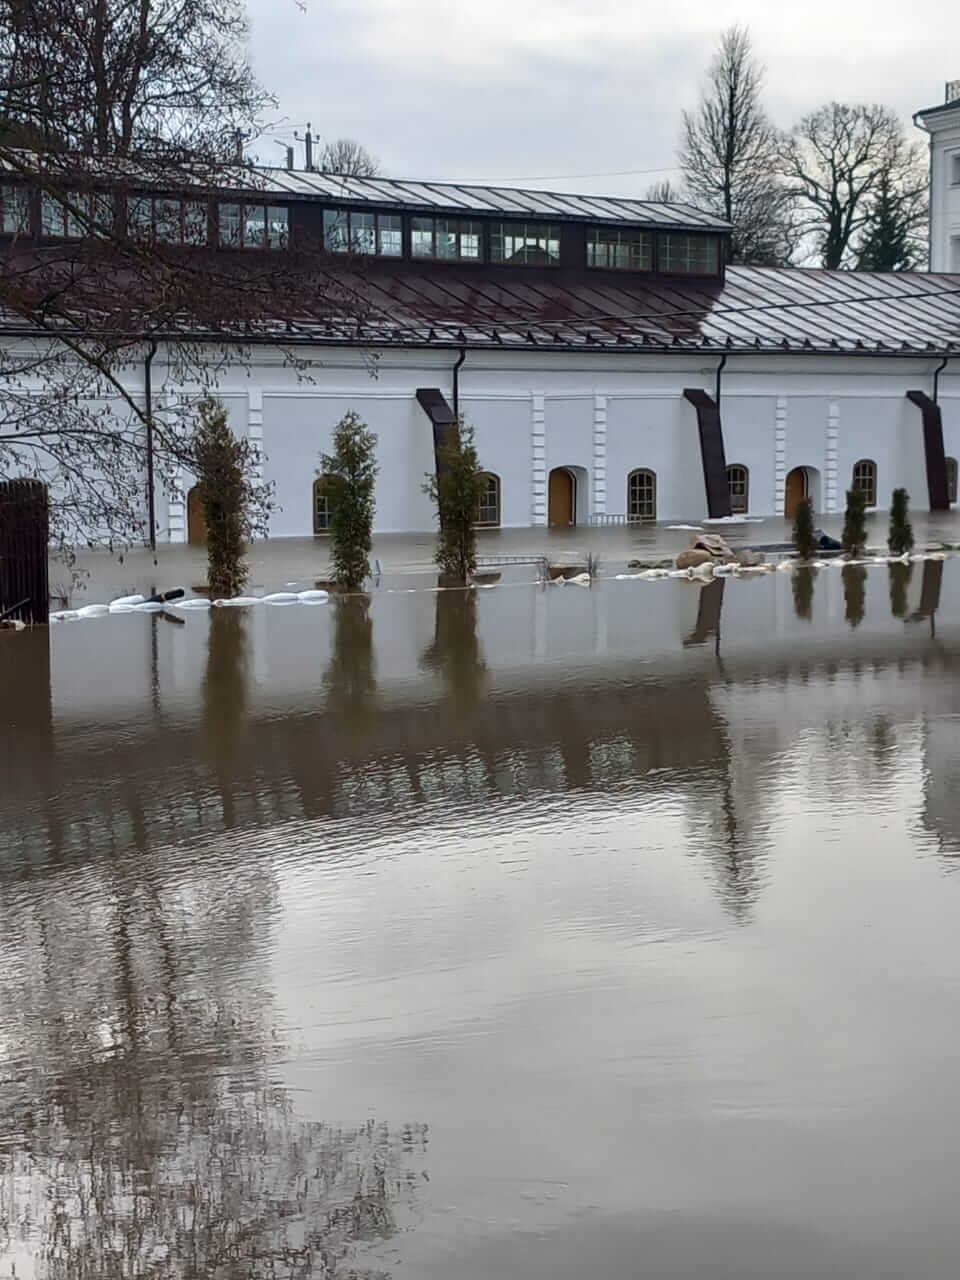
5, 85, 960, 542
5, 568, 960, 908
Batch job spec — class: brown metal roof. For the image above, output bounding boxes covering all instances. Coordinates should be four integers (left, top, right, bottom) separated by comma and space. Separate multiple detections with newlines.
279, 263, 960, 356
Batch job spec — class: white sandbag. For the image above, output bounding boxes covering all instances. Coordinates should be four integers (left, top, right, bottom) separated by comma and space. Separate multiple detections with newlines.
567, 573, 591, 587
172, 598, 211, 610
776, 561, 794, 573
109, 594, 146, 608
640, 569, 671, 580
213, 596, 262, 607
50, 610, 80, 622
262, 592, 300, 604
77, 603, 111, 618
133, 601, 165, 612
297, 589, 329, 604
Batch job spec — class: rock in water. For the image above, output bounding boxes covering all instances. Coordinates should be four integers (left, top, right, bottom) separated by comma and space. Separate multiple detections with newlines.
675, 548, 714, 570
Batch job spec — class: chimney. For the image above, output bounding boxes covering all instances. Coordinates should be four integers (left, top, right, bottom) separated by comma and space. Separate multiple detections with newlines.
947, 79, 960, 104
285, 145, 294, 171
305, 124, 313, 172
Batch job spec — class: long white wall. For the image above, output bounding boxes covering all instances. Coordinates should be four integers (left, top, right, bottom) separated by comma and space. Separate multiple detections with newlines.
18, 343, 950, 542
143, 347, 960, 540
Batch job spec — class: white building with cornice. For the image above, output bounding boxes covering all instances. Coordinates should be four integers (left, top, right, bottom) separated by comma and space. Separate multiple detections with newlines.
915, 80, 960, 272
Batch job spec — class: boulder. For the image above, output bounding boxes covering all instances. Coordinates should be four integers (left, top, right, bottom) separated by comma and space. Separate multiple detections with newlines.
675, 548, 715, 570
690, 531, 735, 560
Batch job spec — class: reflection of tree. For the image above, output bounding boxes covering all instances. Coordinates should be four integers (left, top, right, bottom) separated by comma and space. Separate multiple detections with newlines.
325, 596, 377, 731
421, 589, 487, 707
0, 869, 427, 1279
203, 608, 250, 825
791, 566, 817, 621
842, 564, 867, 628
888, 561, 913, 618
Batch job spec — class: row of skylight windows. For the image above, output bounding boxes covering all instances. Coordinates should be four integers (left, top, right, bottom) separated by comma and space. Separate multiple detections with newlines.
323, 213, 719, 273
0, 182, 721, 273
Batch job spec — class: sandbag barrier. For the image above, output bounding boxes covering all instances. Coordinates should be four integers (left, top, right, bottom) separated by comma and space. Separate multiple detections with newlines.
50, 589, 330, 622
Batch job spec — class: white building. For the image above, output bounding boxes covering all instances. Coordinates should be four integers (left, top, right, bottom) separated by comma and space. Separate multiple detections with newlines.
4, 88, 960, 543
916, 79, 960, 273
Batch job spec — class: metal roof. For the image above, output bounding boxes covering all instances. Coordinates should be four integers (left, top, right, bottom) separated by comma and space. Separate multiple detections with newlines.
273, 263, 960, 355
247, 168, 730, 231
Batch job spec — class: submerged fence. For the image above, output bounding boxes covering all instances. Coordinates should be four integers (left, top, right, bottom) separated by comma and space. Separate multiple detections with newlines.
0, 479, 49, 625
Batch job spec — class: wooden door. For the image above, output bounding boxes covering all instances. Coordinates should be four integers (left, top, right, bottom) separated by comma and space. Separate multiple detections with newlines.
784, 468, 807, 520
187, 485, 207, 546
548, 468, 575, 526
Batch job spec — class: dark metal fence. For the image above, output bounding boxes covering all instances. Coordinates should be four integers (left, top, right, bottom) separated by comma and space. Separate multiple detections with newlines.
0, 479, 50, 625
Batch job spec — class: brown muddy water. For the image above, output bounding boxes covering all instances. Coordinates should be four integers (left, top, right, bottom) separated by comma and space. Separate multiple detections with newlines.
3, 562, 960, 1278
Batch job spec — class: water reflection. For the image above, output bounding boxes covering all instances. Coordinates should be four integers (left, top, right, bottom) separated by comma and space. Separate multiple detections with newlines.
908, 559, 943, 633
683, 578, 725, 649
326, 595, 378, 731
203, 608, 250, 824
791, 565, 816, 621
887, 561, 912, 618
421, 588, 487, 706
4, 566, 960, 1278
0, 842, 425, 1278
842, 563, 867, 628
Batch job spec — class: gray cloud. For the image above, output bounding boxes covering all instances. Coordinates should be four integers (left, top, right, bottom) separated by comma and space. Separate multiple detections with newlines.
246, 0, 957, 195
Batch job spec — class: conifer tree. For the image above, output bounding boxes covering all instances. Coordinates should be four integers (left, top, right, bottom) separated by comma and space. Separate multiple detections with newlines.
190, 397, 263, 598
424, 420, 486, 584
320, 411, 379, 591
842, 487, 868, 558
792, 495, 817, 560
888, 488, 914, 556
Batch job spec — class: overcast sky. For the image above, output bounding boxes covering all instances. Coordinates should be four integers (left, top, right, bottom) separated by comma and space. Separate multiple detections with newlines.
245, 0, 956, 196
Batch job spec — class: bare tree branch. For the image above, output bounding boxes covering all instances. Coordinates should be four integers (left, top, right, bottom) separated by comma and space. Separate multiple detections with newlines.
780, 101, 928, 269
679, 26, 795, 266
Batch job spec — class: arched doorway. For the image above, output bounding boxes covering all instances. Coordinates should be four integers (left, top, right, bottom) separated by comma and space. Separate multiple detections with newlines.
187, 485, 207, 546
548, 468, 575, 526
784, 467, 821, 519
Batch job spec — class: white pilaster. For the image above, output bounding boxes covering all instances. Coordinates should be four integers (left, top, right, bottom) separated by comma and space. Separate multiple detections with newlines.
825, 401, 840, 513
248, 387, 264, 485
774, 396, 787, 516
531, 393, 546, 526
165, 391, 187, 544
592, 394, 607, 517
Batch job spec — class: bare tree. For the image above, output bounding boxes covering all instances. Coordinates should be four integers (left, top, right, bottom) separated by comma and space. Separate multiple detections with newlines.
0, 0, 271, 161
0, 1, 363, 552
781, 102, 928, 269
680, 26, 794, 265
319, 137, 379, 177
645, 178, 682, 202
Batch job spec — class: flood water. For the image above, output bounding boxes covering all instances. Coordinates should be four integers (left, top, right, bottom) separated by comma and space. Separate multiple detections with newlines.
3, 562, 960, 1277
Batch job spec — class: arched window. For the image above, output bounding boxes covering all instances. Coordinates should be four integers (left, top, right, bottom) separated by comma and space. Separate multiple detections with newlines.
947, 457, 958, 505
726, 464, 749, 514
627, 469, 657, 523
474, 472, 501, 526
313, 476, 332, 534
852, 459, 877, 507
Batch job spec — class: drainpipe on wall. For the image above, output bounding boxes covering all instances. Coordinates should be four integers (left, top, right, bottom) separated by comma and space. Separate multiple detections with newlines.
144, 339, 158, 552
452, 344, 467, 420
715, 352, 728, 407
933, 355, 949, 404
